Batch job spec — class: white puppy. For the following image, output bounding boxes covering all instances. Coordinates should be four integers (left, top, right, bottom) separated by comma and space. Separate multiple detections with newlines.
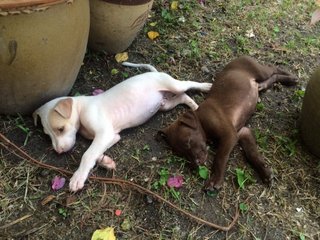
33, 62, 212, 192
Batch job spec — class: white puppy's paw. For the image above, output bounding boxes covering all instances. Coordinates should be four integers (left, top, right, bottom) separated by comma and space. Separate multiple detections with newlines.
69, 170, 87, 192
98, 155, 116, 170
202, 83, 212, 92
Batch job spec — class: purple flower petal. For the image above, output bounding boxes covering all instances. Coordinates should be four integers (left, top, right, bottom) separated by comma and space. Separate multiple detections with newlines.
92, 89, 104, 96
52, 176, 66, 191
167, 175, 184, 188
198, 0, 205, 6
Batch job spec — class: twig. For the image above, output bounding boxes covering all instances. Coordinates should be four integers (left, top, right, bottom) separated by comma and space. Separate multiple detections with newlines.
0, 214, 32, 229
0, 132, 239, 231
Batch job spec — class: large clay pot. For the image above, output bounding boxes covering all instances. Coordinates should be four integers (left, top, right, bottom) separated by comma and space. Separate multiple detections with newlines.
89, 0, 154, 53
0, 0, 90, 115
300, 68, 320, 157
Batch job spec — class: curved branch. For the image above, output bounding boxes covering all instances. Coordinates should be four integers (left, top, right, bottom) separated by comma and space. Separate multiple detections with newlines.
0, 132, 238, 231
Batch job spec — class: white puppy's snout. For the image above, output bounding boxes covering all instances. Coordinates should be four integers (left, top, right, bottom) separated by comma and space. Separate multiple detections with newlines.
56, 142, 74, 154
52, 138, 75, 154
52, 141, 64, 154
56, 146, 65, 154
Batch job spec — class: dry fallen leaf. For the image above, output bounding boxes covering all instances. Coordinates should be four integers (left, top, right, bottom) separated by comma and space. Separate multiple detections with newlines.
91, 227, 116, 240
66, 195, 77, 206
121, 218, 131, 231
115, 52, 128, 63
171, 1, 179, 10
245, 28, 255, 38
147, 31, 160, 40
149, 22, 157, 27
41, 195, 55, 206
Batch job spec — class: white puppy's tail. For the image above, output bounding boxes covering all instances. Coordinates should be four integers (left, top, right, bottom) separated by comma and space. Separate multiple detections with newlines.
122, 62, 158, 72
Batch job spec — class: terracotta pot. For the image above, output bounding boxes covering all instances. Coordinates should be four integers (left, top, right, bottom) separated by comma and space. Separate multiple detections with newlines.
0, 0, 90, 115
300, 67, 320, 157
89, 0, 153, 53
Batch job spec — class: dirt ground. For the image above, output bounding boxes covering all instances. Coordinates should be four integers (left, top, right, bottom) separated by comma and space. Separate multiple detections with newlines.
1, 1, 320, 239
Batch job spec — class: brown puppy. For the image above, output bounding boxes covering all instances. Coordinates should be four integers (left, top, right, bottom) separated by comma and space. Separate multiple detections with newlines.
160, 56, 297, 192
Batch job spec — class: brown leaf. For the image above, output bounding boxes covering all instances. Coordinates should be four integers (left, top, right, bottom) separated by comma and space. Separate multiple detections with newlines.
41, 195, 55, 206
65, 195, 77, 206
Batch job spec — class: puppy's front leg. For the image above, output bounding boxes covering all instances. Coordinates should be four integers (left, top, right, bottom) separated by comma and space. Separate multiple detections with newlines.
205, 130, 238, 192
69, 133, 120, 192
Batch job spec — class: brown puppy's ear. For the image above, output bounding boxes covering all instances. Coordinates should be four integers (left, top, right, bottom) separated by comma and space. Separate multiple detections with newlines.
156, 127, 170, 142
54, 98, 73, 119
179, 111, 198, 129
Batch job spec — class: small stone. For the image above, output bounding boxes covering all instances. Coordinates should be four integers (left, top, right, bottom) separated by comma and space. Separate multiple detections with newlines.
201, 66, 210, 73
145, 195, 153, 204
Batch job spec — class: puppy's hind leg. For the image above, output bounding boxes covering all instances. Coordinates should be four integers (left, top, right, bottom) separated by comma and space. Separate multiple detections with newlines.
258, 68, 298, 91
238, 127, 272, 184
160, 93, 199, 111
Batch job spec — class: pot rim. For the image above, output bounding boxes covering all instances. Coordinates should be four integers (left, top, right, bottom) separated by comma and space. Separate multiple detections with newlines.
0, 0, 71, 10
100, 0, 153, 6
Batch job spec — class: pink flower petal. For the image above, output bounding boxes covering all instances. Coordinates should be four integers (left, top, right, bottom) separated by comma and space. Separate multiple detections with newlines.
92, 89, 104, 96
115, 209, 122, 216
167, 175, 184, 188
51, 176, 66, 191
198, 0, 205, 6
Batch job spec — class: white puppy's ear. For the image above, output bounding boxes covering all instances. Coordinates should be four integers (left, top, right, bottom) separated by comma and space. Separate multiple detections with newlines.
32, 110, 39, 126
54, 98, 73, 119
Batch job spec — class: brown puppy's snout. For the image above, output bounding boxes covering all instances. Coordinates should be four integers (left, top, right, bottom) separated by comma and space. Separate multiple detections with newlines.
190, 144, 208, 168
194, 154, 206, 166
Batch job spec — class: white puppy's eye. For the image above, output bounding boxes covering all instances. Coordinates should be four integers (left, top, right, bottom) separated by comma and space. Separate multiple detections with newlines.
57, 127, 64, 133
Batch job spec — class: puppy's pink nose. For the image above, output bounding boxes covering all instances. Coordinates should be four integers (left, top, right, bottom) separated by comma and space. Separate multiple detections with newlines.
56, 147, 64, 154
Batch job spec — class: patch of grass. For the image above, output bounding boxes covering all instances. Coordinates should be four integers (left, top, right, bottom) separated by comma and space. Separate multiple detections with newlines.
239, 202, 249, 214
111, 68, 119, 75
189, 39, 201, 59
293, 88, 305, 102
256, 102, 265, 111
14, 115, 31, 146
164, 155, 183, 166
235, 168, 256, 189
152, 168, 181, 200
152, 168, 169, 190
274, 132, 298, 157
58, 207, 68, 219
254, 129, 269, 151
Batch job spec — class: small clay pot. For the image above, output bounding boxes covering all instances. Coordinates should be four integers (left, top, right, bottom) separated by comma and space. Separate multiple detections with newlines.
300, 67, 320, 157
0, 0, 90, 115
88, 0, 154, 53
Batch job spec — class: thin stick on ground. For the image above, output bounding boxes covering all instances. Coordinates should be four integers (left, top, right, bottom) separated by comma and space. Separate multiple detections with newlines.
0, 132, 239, 232
0, 214, 32, 230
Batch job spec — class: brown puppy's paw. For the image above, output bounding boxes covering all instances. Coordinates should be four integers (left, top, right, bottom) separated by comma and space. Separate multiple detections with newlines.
256, 164, 275, 188
258, 165, 273, 185
280, 76, 298, 86
204, 178, 222, 195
